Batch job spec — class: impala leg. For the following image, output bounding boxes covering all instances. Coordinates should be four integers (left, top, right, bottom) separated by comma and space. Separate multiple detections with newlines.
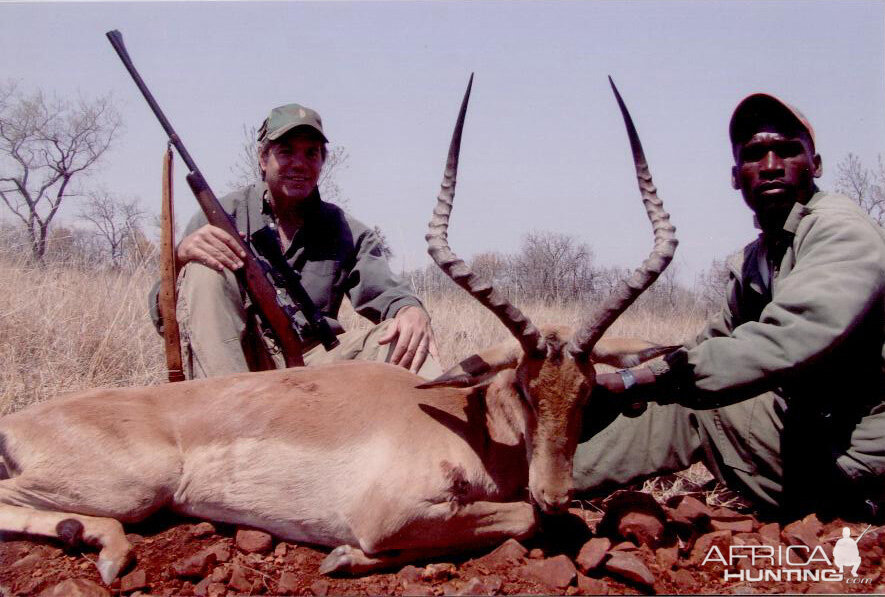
0, 480, 133, 584
320, 500, 537, 575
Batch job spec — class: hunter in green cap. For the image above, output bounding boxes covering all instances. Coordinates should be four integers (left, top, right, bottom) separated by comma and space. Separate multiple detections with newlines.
153, 102, 441, 379
574, 93, 885, 523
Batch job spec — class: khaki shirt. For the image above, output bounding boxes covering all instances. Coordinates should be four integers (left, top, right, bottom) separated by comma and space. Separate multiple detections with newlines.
673, 192, 885, 483
152, 183, 422, 344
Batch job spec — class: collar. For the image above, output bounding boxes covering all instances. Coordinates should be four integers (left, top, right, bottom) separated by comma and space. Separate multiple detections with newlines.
261, 185, 323, 221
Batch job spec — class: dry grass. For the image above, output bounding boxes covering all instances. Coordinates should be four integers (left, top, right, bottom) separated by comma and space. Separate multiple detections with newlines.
0, 254, 705, 412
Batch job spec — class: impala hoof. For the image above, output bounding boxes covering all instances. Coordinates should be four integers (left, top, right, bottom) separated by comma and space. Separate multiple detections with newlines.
319, 544, 362, 576
96, 543, 134, 584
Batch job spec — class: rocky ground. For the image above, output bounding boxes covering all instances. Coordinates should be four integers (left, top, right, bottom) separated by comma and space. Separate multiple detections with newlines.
1, 490, 883, 596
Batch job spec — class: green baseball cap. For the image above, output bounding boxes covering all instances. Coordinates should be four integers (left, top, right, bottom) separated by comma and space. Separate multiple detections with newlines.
257, 103, 329, 143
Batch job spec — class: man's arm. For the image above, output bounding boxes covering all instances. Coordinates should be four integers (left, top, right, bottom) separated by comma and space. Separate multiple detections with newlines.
602, 204, 885, 407
345, 224, 439, 373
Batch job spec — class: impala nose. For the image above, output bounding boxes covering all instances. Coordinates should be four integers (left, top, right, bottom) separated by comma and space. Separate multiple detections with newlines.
533, 487, 572, 514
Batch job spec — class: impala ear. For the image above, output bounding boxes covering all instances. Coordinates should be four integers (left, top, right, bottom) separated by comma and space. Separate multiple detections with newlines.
417, 340, 522, 389
590, 338, 681, 368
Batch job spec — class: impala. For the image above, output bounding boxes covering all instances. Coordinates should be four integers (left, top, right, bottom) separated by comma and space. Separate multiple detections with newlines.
0, 77, 676, 583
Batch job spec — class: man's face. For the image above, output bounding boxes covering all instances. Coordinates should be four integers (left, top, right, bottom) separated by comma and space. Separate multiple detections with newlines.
260, 130, 325, 209
731, 125, 822, 231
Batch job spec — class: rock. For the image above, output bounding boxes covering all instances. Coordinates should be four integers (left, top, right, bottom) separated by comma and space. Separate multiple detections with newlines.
274, 542, 289, 557
604, 552, 655, 590
758, 522, 780, 544
208, 565, 230, 584
401, 580, 434, 596
518, 554, 578, 590
172, 548, 218, 578
208, 543, 231, 563
671, 495, 713, 526
310, 579, 330, 596
120, 568, 149, 593
611, 541, 638, 551
669, 568, 695, 588
688, 530, 732, 566
422, 562, 456, 581
782, 514, 822, 549
733, 532, 763, 546
656, 545, 678, 570
576, 573, 609, 595
399, 564, 423, 582
235, 528, 273, 554
471, 537, 528, 569
805, 581, 845, 594
276, 570, 299, 595
126, 533, 146, 545
38, 579, 110, 597
206, 583, 227, 597
456, 575, 502, 595
528, 547, 545, 559
576, 537, 610, 573
227, 563, 252, 593
189, 522, 216, 539
711, 518, 754, 533
618, 511, 666, 547
193, 577, 211, 597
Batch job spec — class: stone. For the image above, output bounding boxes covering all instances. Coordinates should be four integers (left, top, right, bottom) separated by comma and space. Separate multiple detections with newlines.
208, 543, 232, 563
227, 563, 252, 593
528, 547, 545, 559
235, 528, 274, 554
126, 533, 146, 545
172, 548, 218, 578
618, 511, 666, 547
733, 532, 763, 546
671, 495, 713, 526
604, 552, 655, 590
656, 545, 679, 570
277, 570, 299, 595
193, 577, 212, 597
456, 576, 502, 595
274, 542, 289, 557
782, 514, 822, 550
399, 565, 423, 582
576, 573, 609, 595
400, 580, 434, 596
422, 562, 457, 581
206, 583, 227, 597
758, 522, 780, 544
38, 579, 110, 597
518, 554, 578, 590
611, 541, 638, 551
688, 530, 732, 566
470, 537, 528, 569
711, 518, 754, 533
208, 565, 231, 584
120, 568, 149, 593
575, 537, 611, 573
669, 568, 695, 588
189, 522, 216, 538
310, 579, 330, 596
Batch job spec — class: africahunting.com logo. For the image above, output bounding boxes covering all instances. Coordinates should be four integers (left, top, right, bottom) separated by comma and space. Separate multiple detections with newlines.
702, 524, 873, 585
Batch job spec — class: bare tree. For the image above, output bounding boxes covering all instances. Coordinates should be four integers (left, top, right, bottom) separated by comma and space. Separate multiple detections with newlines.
834, 153, 885, 225
227, 124, 350, 205
0, 81, 122, 261
510, 231, 596, 303
695, 255, 733, 315
79, 189, 146, 266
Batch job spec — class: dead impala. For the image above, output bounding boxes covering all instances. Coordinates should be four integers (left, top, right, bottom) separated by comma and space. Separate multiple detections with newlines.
0, 77, 676, 583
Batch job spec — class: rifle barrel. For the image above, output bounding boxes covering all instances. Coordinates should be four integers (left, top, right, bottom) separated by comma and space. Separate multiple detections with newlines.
105, 30, 199, 173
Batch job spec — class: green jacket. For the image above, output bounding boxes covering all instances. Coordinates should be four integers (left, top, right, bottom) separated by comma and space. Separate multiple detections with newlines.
670, 192, 885, 486
152, 183, 422, 343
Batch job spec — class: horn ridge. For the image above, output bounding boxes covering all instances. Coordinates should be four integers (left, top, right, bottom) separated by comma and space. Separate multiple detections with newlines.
568, 77, 678, 359
426, 75, 545, 357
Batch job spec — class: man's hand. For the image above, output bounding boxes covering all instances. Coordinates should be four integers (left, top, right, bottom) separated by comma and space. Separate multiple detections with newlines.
378, 306, 440, 374
177, 224, 246, 271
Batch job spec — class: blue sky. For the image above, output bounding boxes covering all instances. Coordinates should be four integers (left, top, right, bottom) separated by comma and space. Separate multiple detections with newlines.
2, 1, 883, 282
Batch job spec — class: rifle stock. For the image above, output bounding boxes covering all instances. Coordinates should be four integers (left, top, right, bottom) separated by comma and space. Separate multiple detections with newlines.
107, 29, 304, 368
160, 147, 185, 382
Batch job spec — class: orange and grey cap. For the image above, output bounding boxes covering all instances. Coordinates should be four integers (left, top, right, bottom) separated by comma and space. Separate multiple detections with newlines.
257, 103, 328, 143
729, 93, 815, 151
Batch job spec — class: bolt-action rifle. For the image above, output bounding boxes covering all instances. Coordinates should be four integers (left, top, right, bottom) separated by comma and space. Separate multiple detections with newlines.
107, 29, 338, 367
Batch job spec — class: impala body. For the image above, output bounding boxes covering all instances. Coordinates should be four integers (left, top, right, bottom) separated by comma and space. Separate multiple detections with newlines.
0, 77, 676, 583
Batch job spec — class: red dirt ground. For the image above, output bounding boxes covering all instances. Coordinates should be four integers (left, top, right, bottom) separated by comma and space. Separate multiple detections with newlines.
2, 492, 883, 596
